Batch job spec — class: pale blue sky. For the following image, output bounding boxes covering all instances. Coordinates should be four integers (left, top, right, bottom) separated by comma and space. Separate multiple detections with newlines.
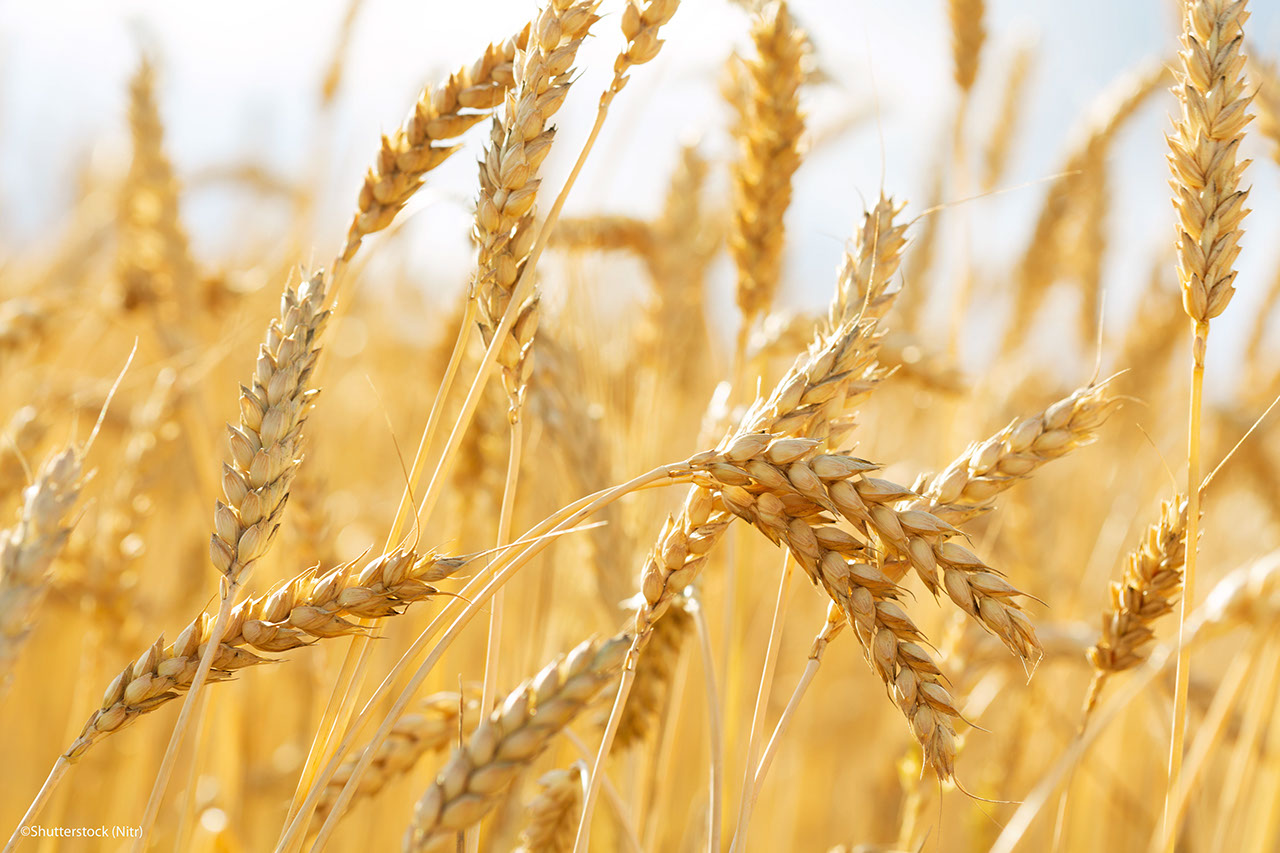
2, 0, 1277, 385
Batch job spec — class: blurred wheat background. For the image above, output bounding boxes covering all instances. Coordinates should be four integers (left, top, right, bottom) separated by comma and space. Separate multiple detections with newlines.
2, 0, 1280, 851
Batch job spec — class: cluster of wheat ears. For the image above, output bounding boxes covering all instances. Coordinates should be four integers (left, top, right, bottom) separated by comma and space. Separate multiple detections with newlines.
2, 0, 1279, 850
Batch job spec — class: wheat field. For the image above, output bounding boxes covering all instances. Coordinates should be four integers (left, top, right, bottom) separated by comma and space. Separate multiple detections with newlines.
2, 0, 1280, 850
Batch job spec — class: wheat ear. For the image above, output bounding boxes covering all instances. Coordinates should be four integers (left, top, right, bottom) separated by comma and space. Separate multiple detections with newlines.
0, 446, 83, 694
339, 26, 529, 266
65, 548, 469, 761
1003, 62, 1167, 353
730, 0, 807, 329
1085, 497, 1189, 715
627, 199, 909, 738
686, 436, 965, 777
312, 691, 480, 827
473, 0, 599, 417
117, 57, 197, 317
912, 382, 1118, 526
404, 635, 629, 852
947, 0, 985, 94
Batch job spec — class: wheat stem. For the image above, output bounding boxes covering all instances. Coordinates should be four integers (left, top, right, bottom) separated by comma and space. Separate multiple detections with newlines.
689, 597, 723, 853
728, 552, 793, 852
1166, 321, 1205, 844
480, 417, 524, 715
749, 611, 841, 812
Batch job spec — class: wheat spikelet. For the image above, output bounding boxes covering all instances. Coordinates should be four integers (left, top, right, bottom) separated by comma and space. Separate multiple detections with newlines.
340, 26, 529, 264
0, 446, 82, 692
473, 0, 600, 418
210, 271, 328, 584
730, 1, 806, 328
404, 634, 629, 851
1169, 0, 1253, 326
64, 548, 469, 761
1084, 496, 1189, 713
514, 765, 585, 853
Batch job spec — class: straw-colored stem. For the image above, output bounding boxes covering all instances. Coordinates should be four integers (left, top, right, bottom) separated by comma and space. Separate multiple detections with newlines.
481, 418, 524, 716
570, 667, 635, 853
562, 730, 644, 853
1165, 320, 1205, 847
690, 598, 722, 853
134, 576, 240, 851
281, 300, 477, 835
729, 553, 793, 852
3, 758, 69, 853
749, 632, 829, 807
1153, 630, 1270, 853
